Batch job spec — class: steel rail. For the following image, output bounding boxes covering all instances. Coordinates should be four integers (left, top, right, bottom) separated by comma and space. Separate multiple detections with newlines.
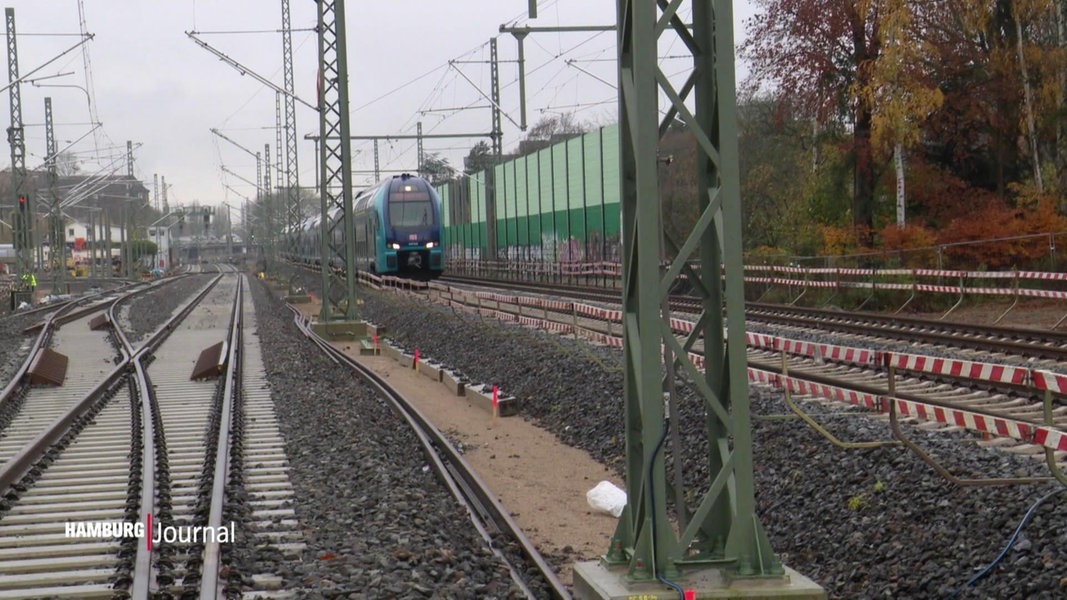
288, 306, 571, 600
439, 274, 1067, 364
0, 274, 225, 595
199, 276, 243, 600
746, 302, 1067, 363
389, 277, 1066, 481
123, 273, 228, 594
0, 282, 161, 489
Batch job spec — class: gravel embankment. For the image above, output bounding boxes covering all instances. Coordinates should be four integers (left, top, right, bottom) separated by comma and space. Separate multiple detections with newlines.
120, 274, 216, 340
0, 311, 42, 384
0, 277, 163, 383
246, 278, 537, 598
343, 284, 1065, 600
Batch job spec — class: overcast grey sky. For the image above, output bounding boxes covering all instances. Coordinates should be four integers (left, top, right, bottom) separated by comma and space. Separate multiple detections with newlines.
6, 1, 756, 210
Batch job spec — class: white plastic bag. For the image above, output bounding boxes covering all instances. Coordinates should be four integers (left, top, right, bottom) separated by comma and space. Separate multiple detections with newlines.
586, 481, 627, 517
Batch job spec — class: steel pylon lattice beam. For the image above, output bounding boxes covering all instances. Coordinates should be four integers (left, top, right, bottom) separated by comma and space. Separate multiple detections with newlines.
263, 143, 275, 269
316, 0, 356, 321
6, 7, 32, 280
281, 0, 301, 289
608, 0, 783, 581
45, 97, 65, 294
489, 37, 502, 158
416, 121, 424, 173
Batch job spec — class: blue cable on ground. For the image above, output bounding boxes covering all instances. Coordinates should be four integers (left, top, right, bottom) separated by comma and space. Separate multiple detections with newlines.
648, 418, 685, 600
953, 486, 1065, 597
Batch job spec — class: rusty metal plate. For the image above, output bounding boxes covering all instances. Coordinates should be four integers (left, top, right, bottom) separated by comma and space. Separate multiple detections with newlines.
88, 314, 110, 331
190, 341, 225, 380
28, 348, 69, 386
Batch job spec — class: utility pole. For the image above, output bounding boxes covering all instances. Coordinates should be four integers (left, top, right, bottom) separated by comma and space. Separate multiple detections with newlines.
104, 207, 112, 278
373, 139, 380, 181
6, 8, 33, 285
487, 37, 501, 259
152, 174, 160, 268
281, 0, 301, 292
416, 121, 424, 174
572, 1, 822, 596
316, 0, 357, 322
45, 97, 65, 294
490, 37, 503, 156
275, 91, 284, 200
499, 23, 614, 132
264, 143, 274, 271
125, 140, 134, 279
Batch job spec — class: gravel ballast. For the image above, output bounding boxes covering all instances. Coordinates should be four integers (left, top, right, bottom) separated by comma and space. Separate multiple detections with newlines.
247, 278, 532, 598
342, 283, 1065, 600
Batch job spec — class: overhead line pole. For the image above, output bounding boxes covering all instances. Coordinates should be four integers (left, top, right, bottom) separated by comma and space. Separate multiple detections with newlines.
499, 23, 615, 131
573, 1, 821, 597
316, 0, 357, 322
45, 97, 65, 294
281, 0, 301, 294
263, 144, 274, 272
6, 8, 32, 284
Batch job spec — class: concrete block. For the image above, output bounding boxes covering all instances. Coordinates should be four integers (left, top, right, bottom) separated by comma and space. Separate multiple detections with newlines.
286, 294, 311, 304
572, 561, 825, 599
311, 320, 369, 341
358, 338, 379, 356
466, 384, 518, 417
440, 370, 466, 396
382, 343, 403, 362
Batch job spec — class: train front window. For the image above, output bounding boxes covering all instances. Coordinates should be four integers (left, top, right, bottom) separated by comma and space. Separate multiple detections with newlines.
388, 183, 435, 227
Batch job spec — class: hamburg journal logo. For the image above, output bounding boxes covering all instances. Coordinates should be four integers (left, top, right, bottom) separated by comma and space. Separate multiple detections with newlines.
65, 515, 235, 550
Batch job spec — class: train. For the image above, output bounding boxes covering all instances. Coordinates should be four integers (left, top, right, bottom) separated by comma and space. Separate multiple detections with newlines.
289, 173, 445, 278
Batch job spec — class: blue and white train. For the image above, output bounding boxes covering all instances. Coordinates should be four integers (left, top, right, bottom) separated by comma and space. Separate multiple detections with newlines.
290, 174, 445, 278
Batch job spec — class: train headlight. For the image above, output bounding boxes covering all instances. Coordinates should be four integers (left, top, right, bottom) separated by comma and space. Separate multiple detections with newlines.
389, 243, 400, 250
424, 241, 435, 249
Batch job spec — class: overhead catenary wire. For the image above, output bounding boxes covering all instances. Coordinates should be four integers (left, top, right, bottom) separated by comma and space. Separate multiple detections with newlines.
352, 25, 616, 175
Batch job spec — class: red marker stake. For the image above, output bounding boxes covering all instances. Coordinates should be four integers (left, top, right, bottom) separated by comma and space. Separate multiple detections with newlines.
414, 348, 419, 369
684, 591, 695, 600
146, 513, 152, 551
492, 385, 499, 425
373, 333, 378, 352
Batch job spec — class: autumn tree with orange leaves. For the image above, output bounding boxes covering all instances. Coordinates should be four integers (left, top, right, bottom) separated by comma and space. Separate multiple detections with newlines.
741, 0, 887, 244
736, 0, 1067, 268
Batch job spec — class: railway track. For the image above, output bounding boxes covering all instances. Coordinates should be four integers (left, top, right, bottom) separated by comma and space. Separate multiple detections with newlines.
745, 301, 1067, 364
288, 306, 571, 600
0, 271, 304, 598
420, 275, 1067, 480
440, 274, 1067, 368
